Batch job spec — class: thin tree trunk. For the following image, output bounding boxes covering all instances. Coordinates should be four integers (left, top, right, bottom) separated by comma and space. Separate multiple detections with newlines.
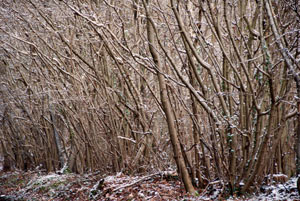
49, 105, 65, 170
263, 0, 300, 175
143, 0, 195, 194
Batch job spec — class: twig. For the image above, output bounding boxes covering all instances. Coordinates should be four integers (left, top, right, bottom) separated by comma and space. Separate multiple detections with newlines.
112, 172, 160, 192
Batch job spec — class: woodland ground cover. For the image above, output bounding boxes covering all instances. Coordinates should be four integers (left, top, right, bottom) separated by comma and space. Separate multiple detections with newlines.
0, 169, 299, 200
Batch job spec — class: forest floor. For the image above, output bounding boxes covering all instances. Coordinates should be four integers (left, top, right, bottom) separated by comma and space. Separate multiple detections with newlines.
0, 169, 300, 200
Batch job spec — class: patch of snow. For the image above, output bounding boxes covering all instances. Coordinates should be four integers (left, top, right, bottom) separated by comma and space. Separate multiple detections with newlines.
273, 173, 288, 177
105, 175, 116, 182
23, 173, 68, 194
56, 163, 68, 174
183, 177, 300, 201
248, 177, 299, 201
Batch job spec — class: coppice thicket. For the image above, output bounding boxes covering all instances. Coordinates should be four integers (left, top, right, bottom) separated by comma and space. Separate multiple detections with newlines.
0, 0, 300, 194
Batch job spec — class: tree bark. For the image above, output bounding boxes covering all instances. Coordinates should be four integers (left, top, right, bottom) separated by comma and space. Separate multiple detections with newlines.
263, 0, 300, 175
143, 0, 195, 194
49, 104, 65, 170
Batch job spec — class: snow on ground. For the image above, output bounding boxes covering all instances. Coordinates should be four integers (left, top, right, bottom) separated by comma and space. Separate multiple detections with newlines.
0, 170, 300, 200
181, 176, 300, 200
249, 177, 299, 200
